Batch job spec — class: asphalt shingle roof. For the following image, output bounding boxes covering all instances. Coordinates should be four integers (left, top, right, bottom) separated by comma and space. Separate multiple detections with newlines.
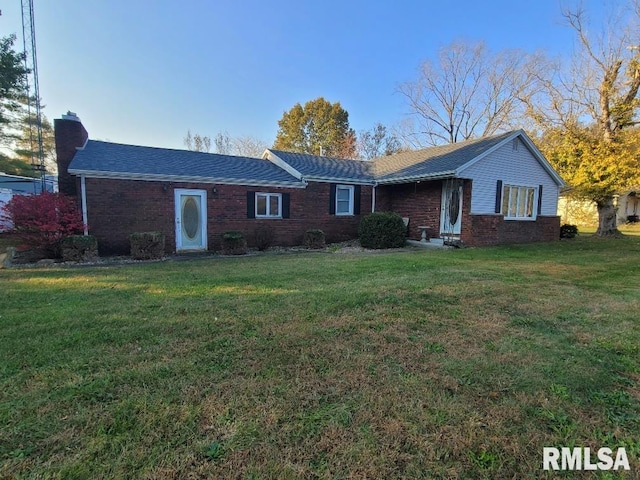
69, 140, 303, 186
68, 130, 558, 188
269, 149, 375, 183
373, 131, 516, 182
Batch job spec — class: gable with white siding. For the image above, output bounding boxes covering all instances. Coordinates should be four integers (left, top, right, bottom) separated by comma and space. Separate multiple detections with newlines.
459, 137, 560, 216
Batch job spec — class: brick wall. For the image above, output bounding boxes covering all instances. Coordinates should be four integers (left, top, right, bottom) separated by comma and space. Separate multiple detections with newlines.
376, 181, 443, 240
376, 179, 559, 246
84, 178, 373, 254
464, 214, 560, 246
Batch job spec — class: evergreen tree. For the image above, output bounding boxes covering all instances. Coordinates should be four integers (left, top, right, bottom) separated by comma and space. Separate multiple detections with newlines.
0, 34, 29, 147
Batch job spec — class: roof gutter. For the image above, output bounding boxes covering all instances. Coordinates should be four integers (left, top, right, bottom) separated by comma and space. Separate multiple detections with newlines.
68, 169, 308, 189
302, 175, 375, 185
375, 171, 457, 185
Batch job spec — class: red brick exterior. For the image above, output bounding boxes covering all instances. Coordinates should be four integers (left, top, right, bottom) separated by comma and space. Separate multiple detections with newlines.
54, 117, 88, 197
55, 119, 559, 253
84, 178, 373, 254
376, 179, 559, 245
462, 214, 560, 246
375, 181, 443, 240
83, 176, 557, 253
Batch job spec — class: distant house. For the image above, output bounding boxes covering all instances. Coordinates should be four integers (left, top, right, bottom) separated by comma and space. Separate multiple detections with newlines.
0, 187, 12, 232
0, 172, 56, 196
54, 113, 564, 254
558, 195, 599, 227
617, 188, 639, 224
0, 172, 57, 232
558, 188, 639, 227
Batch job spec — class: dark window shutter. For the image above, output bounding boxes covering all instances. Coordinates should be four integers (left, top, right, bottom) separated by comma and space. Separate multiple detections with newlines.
354, 185, 361, 215
247, 191, 255, 218
537, 185, 543, 215
329, 184, 336, 215
282, 193, 290, 219
495, 180, 503, 214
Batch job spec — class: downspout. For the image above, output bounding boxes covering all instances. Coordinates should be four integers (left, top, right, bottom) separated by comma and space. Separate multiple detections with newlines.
80, 175, 88, 235
371, 185, 376, 212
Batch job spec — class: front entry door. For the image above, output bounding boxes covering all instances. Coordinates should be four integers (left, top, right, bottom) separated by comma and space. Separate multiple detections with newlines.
440, 179, 463, 237
175, 189, 207, 251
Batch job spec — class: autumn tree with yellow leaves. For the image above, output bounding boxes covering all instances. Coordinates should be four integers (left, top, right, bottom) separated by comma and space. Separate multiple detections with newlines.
528, 1, 640, 235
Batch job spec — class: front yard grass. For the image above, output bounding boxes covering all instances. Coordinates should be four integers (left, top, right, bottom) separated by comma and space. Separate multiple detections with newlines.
1, 235, 639, 478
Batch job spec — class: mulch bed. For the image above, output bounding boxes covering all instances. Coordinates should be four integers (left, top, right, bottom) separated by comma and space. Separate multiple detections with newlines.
2, 240, 424, 269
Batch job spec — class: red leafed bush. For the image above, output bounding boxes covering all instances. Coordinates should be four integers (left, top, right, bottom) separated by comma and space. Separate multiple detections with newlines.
0, 192, 85, 258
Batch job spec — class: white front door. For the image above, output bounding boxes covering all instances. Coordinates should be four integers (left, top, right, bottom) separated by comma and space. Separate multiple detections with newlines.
175, 189, 207, 251
440, 179, 463, 236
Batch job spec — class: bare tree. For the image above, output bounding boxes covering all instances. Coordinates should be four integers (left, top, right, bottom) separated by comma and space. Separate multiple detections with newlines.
527, 1, 640, 236
185, 130, 269, 157
184, 130, 212, 153
232, 135, 269, 157
399, 41, 547, 146
357, 123, 403, 160
213, 132, 232, 155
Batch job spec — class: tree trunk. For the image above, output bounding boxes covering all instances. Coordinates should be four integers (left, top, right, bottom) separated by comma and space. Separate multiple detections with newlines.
595, 197, 620, 236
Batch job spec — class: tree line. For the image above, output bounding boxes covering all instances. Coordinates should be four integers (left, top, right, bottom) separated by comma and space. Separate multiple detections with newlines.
2, 1, 638, 237
0, 34, 56, 177
183, 1, 639, 237
183, 98, 403, 161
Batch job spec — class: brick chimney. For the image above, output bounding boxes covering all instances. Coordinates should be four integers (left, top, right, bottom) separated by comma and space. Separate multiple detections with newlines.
54, 112, 88, 197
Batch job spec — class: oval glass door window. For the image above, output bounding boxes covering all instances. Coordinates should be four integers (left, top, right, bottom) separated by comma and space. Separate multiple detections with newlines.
448, 188, 460, 226
182, 197, 200, 239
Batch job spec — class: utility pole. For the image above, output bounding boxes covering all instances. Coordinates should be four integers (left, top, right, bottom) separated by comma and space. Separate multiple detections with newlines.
21, 0, 46, 192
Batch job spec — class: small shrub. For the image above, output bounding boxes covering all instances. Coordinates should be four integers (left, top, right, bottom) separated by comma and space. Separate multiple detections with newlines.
303, 229, 326, 249
560, 224, 579, 239
130, 231, 165, 260
222, 231, 247, 255
254, 225, 275, 251
358, 212, 406, 249
61, 235, 98, 262
0, 192, 84, 258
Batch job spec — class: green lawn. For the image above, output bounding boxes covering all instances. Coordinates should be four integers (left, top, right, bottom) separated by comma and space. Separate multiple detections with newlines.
1, 236, 639, 479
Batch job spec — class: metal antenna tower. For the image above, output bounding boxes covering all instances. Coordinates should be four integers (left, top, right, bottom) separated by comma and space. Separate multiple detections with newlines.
20, 0, 46, 190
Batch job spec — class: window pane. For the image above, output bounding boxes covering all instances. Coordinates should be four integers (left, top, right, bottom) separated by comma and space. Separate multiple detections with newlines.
337, 200, 350, 214
526, 188, 535, 217
269, 195, 280, 216
182, 196, 200, 240
256, 195, 267, 215
509, 188, 518, 217
337, 188, 350, 201
336, 186, 352, 214
502, 186, 510, 214
518, 187, 527, 217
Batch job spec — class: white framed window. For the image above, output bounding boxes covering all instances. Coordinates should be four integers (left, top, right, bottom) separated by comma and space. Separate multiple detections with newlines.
502, 184, 537, 220
335, 185, 354, 216
255, 192, 282, 218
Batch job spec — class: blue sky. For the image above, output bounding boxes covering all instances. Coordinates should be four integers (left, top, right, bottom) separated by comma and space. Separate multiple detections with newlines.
0, 0, 614, 151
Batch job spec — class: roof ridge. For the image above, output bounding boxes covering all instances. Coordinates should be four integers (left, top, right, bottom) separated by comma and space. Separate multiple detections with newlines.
270, 149, 371, 163
87, 139, 267, 161
70, 140, 305, 186
371, 129, 520, 162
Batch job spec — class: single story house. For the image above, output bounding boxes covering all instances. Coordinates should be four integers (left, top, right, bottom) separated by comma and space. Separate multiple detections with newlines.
54, 112, 564, 254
